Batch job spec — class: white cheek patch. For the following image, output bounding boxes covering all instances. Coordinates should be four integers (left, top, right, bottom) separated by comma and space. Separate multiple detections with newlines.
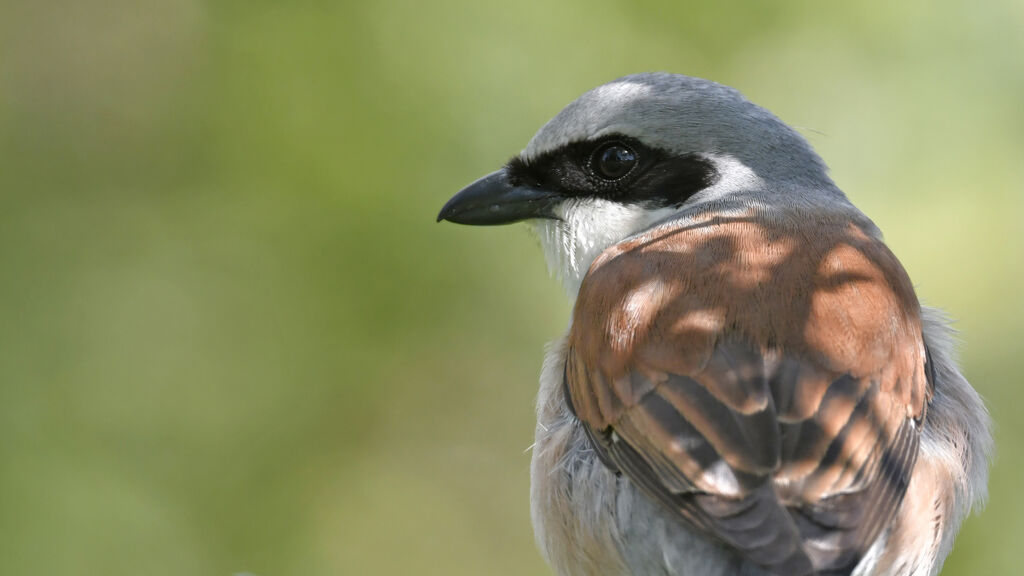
531, 198, 679, 299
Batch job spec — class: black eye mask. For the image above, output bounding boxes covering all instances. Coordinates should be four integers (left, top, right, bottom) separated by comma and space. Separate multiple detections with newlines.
506, 134, 719, 209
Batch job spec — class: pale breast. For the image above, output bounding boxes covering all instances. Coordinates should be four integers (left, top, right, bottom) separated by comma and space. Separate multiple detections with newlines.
530, 207, 988, 576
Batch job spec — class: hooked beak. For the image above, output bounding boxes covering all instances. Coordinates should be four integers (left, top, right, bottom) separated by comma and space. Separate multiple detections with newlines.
437, 168, 561, 225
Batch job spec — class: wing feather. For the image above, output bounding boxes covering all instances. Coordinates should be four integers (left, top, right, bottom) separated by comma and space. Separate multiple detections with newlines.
565, 211, 928, 575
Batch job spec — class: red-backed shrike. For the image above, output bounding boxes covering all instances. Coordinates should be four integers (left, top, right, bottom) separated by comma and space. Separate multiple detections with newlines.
438, 73, 991, 576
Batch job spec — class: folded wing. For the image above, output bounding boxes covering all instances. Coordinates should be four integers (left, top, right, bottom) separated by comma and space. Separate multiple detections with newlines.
565, 210, 930, 575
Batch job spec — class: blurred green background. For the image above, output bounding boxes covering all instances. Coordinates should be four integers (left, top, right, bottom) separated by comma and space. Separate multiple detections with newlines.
1, 1, 1021, 574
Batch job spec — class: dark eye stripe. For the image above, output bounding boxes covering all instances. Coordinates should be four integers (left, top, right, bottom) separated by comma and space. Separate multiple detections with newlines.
506, 134, 718, 209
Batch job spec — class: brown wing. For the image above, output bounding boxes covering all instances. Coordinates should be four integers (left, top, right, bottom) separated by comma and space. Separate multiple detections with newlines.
565, 209, 929, 575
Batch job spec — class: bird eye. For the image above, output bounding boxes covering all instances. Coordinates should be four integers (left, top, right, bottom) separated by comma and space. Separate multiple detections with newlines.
591, 142, 637, 180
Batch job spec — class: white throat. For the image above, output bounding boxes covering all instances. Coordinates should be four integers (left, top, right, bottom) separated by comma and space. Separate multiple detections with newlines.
529, 154, 771, 300
530, 199, 679, 299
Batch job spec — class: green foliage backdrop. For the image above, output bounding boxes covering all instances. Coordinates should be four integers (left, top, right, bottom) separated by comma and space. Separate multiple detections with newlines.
1, 1, 1021, 574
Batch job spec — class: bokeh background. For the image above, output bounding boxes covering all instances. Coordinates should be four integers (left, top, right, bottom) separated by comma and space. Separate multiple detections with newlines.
1, 1, 1022, 574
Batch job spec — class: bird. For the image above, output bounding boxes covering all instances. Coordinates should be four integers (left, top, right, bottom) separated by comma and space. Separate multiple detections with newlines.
437, 73, 992, 576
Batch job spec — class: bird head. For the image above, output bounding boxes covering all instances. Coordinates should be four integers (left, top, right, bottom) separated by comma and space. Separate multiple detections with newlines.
438, 73, 843, 295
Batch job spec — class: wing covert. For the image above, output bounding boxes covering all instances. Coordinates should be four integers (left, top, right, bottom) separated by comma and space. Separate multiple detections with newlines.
564, 211, 928, 575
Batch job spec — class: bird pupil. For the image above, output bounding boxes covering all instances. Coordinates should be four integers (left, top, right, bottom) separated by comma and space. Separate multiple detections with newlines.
597, 144, 636, 179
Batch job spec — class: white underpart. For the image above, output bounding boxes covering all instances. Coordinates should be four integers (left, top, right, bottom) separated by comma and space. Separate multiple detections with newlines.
531, 199, 679, 299
533, 308, 992, 576
518, 73, 990, 576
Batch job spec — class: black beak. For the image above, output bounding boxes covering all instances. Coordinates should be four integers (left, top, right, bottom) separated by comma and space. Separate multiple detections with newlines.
437, 169, 561, 225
